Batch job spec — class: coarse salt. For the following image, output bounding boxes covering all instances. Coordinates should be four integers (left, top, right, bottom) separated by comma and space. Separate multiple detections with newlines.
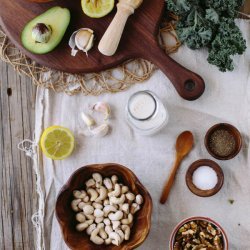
192, 166, 218, 190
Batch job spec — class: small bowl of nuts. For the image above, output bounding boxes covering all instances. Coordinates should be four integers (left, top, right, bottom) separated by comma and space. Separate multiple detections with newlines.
55, 163, 152, 250
169, 217, 228, 250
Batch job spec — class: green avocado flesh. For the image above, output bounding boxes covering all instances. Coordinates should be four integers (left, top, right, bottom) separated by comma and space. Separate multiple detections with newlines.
21, 6, 70, 54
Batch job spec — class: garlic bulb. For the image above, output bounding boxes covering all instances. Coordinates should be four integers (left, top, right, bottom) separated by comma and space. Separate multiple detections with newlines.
69, 28, 94, 56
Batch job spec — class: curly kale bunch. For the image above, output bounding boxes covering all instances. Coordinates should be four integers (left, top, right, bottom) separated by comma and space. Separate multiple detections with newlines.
166, 0, 246, 71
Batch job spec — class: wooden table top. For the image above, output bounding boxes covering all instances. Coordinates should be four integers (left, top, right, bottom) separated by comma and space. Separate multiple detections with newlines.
0, 59, 37, 249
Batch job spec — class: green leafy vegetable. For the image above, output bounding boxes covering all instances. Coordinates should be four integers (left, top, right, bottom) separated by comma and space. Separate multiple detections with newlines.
165, 0, 246, 72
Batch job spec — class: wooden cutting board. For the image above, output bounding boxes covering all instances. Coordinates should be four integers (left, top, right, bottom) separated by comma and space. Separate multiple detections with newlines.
0, 0, 205, 100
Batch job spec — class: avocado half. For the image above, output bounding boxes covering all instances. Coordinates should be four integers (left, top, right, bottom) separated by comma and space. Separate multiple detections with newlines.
21, 6, 70, 54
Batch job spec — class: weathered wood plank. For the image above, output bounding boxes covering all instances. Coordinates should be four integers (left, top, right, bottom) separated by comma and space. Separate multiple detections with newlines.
0, 59, 37, 250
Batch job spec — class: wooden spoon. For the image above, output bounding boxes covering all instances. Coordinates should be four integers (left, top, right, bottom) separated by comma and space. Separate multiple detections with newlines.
160, 131, 194, 204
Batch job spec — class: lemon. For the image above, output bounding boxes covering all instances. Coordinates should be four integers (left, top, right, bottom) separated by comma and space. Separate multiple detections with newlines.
40, 126, 75, 160
81, 0, 115, 18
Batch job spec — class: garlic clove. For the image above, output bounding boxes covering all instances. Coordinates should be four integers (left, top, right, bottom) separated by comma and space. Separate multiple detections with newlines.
69, 28, 94, 56
92, 102, 111, 120
80, 112, 95, 128
90, 124, 109, 138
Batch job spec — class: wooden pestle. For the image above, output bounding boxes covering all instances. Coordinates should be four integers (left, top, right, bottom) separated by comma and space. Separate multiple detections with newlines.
98, 0, 143, 56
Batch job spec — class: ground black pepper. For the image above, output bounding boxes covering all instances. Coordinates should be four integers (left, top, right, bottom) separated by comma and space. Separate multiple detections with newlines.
209, 129, 236, 157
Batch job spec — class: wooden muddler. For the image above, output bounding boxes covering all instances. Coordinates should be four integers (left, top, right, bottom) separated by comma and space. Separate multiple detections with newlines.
98, 0, 143, 56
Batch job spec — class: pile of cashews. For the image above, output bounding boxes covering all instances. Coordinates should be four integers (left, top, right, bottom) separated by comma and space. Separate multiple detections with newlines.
71, 173, 143, 246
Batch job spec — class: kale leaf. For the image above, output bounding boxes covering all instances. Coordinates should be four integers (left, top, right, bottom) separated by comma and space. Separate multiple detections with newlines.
208, 18, 247, 71
165, 0, 247, 72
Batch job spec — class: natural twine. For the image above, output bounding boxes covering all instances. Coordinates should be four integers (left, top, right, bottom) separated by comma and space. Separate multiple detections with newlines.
0, 17, 180, 96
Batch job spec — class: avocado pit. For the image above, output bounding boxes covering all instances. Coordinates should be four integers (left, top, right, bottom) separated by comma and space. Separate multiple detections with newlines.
32, 23, 52, 43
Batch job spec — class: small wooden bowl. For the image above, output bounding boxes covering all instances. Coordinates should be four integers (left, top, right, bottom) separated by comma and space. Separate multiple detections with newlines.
205, 123, 242, 160
169, 216, 229, 250
186, 159, 224, 197
55, 163, 152, 250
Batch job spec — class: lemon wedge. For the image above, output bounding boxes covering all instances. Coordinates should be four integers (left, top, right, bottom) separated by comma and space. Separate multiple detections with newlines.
40, 126, 75, 160
81, 0, 115, 18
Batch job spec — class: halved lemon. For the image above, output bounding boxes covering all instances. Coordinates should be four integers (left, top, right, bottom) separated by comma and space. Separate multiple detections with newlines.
81, 0, 115, 18
40, 126, 75, 160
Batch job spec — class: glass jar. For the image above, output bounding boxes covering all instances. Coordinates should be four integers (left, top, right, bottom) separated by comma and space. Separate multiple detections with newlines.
126, 90, 169, 135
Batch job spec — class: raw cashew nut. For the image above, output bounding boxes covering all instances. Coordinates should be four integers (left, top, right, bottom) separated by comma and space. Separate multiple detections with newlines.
83, 196, 90, 202
105, 238, 112, 245
97, 223, 108, 239
105, 225, 113, 235
95, 186, 108, 202
103, 199, 109, 206
94, 208, 104, 218
131, 203, 140, 214
111, 175, 118, 185
122, 225, 131, 240
110, 194, 125, 205
73, 190, 87, 199
103, 178, 113, 190
71, 199, 81, 212
121, 213, 133, 225
90, 228, 104, 245
93, 202, 103, 209
86, 223, 96, 235
95, 217, 104, 224
103, 218, 111, 226
103, 205, 117, 216
109, 232, 121, 246
87, 188, 98, 202
85, 219, 94, 225
120, 203, 129, 214
83, 205, 94, 215
93, 173, 103, 185
121, 185, 129, 194
135, 194, 144, 205
116, 229, 125, 243
108, 211, 123, 221
76, 222, 89, 232
112, 220, 121, 230
85, 178, 95, 188
108, 184, 121, 197
85, 214, 95, 220
126, 192, 135, 202
78, 201, 90, 210
76, 212, 86, 223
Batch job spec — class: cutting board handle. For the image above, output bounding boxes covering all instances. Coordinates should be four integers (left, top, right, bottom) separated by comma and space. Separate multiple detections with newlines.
145, 42, 205, 101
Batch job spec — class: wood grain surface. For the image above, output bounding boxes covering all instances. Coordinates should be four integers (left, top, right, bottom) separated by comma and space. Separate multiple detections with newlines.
0, 60, 37, 249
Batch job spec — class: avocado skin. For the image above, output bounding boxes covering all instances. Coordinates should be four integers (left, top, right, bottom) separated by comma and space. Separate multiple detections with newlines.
21, 6, 70, 54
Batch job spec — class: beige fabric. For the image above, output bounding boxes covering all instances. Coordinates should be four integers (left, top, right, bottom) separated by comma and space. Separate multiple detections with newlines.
32, 19, 250, 250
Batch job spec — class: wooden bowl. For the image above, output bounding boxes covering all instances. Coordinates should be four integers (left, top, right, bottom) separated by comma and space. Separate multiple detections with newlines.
55, 163, 153, 250
169, 216, 229, 250
186, 159, 224, 197
205, 123, 242, 160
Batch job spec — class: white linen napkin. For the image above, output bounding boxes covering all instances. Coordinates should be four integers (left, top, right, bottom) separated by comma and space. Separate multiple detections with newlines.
32, 19, 250, 250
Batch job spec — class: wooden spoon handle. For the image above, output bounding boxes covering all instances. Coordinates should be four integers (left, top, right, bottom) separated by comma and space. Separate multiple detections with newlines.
160, 157, 182, 204
98, 3, 134, 56
143, 41, 205, 101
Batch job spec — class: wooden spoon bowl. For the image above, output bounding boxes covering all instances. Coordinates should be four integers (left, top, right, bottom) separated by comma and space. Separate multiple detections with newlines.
55, 163, 152, 250
185, 159, 224, 197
